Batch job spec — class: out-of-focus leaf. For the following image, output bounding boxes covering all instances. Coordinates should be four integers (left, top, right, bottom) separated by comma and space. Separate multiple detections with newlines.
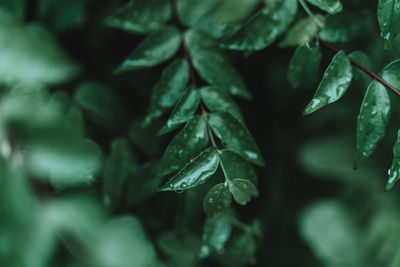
378, 0, 400, 48
228, 179, 258, 205
184, 29, 218, 51
208, 112, 264, 165
219, 231, 257, 267
176, 0, 217, 27
319, 11, 361, 43
386, 130, 400, 190
306, 0, 343, 14
159, 147, 219, 191
303, 50, 352, 115
158, 115, 209, 176
0, 0, 26, 21
279, 15, 325, 47
115, 26, 181, 73
348, 51, 372, 88
104, 0, 172, 34
219, 149, 257, 184
203, 183, 232, 217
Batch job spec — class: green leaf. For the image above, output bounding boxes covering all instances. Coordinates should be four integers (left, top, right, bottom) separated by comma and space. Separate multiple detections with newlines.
381, 59, 400, 88
306, 0, 343, 14
348, 51, 372, 89
158, 87, 200, 135
184, 29, 218, 51
279, 15, 325, 47
176, 0, 217, 27
143, 58, 189, 126
378, 0, 400, 48
203, 183, 232, 217
355, 80, 390, 167
199, 86, 244, 123
287, 44, 322, 89
115, 26, 181, 73
220, 231, 257, 266
228, 178, 258, 205
222, 0, 297, 51
158, 115, 209, 176
219, 149, 258, 184
303, 50, 352, 115
319, 11, 361, 43
104, 0, 172, 34
190, 48, 251, 99
208, 111, 264, 165
386, 130, 400, 191
159, 147, 219, 191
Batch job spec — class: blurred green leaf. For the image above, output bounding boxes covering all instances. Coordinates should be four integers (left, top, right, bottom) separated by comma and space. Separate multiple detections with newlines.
279, 15, 324, 47
319, 11, 361, 43
203, 183, 232, 217
219, 231, 257, 267
228, 178, 258, 205
306, 0, 343, 14
378, 0, 400, 48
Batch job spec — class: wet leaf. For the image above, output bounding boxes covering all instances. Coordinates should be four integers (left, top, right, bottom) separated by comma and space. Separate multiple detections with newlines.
306, 0, 343, 14
386, 130, 400, 190
159, 147, 219, 191
279, 15, 325, 47
378, 0, 400, 48
228, 178, 258, 205
219, 149, 258, 184
208, 111, 264, 165
203, 183, 232, 217
303, 50, 352, 115
381, 59, 400, 88
158, 115, 209, 176
115, 26, 181, 73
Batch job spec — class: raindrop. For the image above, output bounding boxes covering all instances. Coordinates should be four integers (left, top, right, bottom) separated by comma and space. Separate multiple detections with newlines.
181, 182, 188, 188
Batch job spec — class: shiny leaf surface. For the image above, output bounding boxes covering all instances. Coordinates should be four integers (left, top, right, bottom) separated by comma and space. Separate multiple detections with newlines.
279, 15, 324, 47
219, 149, 258, 184
228, 178, 258, 205
203, 183, 232, 217
378, 0, 400, 48
386, 130, 400, 191
306, 0, 343, 14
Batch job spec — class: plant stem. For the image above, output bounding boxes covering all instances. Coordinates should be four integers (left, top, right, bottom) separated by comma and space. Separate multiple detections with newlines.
318, 38, 400, 98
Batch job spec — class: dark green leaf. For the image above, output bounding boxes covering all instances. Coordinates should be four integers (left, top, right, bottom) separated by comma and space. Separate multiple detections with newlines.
303, 50, 352, 115
130, 120, 162, 156
228, 178, 258, 205
159, 147, 219, 191
158, 87, 200, 135
306, 0, 343, 14
199, 86, 244, 122
279, 15, 325, 47
208, 111, 264, 165
176, 0, 217, 27
287, 44, 322, 89
203, 183, 232, 217
184, 29, 218, 51
355, 80, 390, 167
222, 0, 297, 51
386, 130, 400, 191
104, 0, 172, 34
319, 11, 361, 43
378, 0, 400, 48
219, 149, 258, 184
115, 26, 181, 73
158, 115, 209, 176
348, 51, 372, 89
381, 59, 400, 88
220, 231, 257, 266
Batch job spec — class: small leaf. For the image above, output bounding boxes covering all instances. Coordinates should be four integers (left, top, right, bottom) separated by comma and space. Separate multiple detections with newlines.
158, 87, 200, 135
306, 0, 343, 14
355, 80, 390, 167
159, 147, 219, 191
228, 179, 258, 205
222, 0, 297, 51
203, 183, 232, 217
219, 149, 258, 184
158, 115, 209, 176
287, 44, 322, 89
199, 86, 244, 122
279, 15, 325, 47
386, 130, 400, 191
208, 111, 264, 165
104, 0, 172, 34
115, 26, 181, 73
378, 0, 400, 48
303, 50, 352, 115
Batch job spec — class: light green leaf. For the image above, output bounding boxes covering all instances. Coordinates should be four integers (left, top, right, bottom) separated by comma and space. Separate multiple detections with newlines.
306, 0, 343, 14
279, 15, 325, 47
378, 0, 400, 48
386, 130, 400, 191
287, 44, 322, 89
115, 26, 181, 73
355, 80, 390, 168
208, 111, 264, 165
228, 178, 258, 205
219, 149, 258, 184
143, 58, 189, 126
202, 183, 232, 217
222, 0, 297, 51
158, 87, 200, 135
199, 86, 244, 122
158, 115, 209, 176
104, 0, 172, 34
303, 50, 352, 115
319, 11, 361, 43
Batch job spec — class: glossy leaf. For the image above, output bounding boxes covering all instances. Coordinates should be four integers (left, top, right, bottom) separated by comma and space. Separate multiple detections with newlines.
104, 0, 172, 34
381, 59, 400, 88
279, 15, 325, 47
386, 130, 400, 191
287, 44, 322, 89
158, 115, 209, 176
303, 50, 352, 115
208, 111, 264, 165
199, 86, 244, 122
355, 80, 390, 167
228, 179, 258, 205
222, 0, 297, 51
219, 149, 258, 184
378, 0, 400, 48
158, 87, 200, 135
114, 26, 181, 73
159, 147, 219, 191
143, 58, 189, 126
203, 183, 232, 217
306, 0, 343, 14
319, 11, 361, 43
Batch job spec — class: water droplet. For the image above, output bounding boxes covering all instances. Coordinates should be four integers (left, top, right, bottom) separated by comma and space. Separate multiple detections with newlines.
208, 198, 214, 203
181, 182, 188, 188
